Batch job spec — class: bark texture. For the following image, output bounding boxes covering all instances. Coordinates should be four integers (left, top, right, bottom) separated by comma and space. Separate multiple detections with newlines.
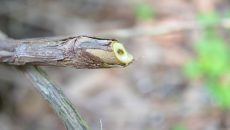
0, 36, 133, 68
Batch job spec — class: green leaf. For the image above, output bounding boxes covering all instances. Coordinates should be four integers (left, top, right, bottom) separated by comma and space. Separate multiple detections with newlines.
171, 124, 187, 130
134, 2, 155, 21
195, 31, 229, 76
208, 83, 230, 108
184, 15, 230, 109
197, 12, 220, 26
184, 60, 201, 78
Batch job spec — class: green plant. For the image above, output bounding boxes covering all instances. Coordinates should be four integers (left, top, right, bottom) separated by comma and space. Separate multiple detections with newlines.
171, 124, 187, 130
134, 2, 155, 21
197, 12, 220, 27
184, 12, 230, 108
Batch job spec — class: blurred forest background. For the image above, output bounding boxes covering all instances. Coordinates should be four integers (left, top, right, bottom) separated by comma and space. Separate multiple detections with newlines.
0, 0, 230, 130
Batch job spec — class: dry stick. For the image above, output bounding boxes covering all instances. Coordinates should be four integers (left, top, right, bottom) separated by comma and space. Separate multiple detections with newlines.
0, 36, 133, 68
99, 18, 230, 38
0, 34, 88, 130
22, 66, 89, 130
98, 21, 198, 38
0, 34, 134, 130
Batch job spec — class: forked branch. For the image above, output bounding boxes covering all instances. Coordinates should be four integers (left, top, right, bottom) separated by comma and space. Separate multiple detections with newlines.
0, 32, 134, 130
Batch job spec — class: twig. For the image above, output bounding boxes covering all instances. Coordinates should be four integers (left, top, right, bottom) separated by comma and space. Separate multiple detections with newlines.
98, 22, 196, 38
98, 18, 230, 38
0, 36, 133, 68
22, 66, 89, 130
0, 32, 89, 130
0, 32, 134, 130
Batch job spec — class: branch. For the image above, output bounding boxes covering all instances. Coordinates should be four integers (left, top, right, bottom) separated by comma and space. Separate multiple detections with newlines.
0, 33, 90, 130
0, 32, 134, 130
98, 18, 230, 38
21, 66, 89, 130
0, 36, 133, 68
